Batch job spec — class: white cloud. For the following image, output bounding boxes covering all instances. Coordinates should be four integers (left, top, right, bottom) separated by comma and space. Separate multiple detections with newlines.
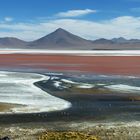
56, 9, 97, 17
4, 17, 13, 22
0, 16, 140, 41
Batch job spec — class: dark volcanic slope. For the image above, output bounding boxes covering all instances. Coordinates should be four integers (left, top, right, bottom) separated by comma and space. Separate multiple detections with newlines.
0, 37, 27, 48
28, 28, 94, 49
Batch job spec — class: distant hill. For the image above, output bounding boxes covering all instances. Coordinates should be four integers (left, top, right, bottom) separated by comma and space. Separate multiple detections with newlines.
112, 37, 128, 44
0, 28, 140, 50
112, 37, 140, 44
93, 38, 114, 44
0, 37, 27, 48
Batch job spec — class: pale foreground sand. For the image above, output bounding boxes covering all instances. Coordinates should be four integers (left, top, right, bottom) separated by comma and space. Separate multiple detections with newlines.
0, 121, 140, 140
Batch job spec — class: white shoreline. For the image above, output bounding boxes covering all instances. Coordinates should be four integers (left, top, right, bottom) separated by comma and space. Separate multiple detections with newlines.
0, 71, 71, 114
1, 49, 140, 56
105, 84, 140, 93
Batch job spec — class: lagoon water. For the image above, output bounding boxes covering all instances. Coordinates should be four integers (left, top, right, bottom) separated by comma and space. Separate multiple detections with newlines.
0, 70, 139, 125
35, 73, 140, 123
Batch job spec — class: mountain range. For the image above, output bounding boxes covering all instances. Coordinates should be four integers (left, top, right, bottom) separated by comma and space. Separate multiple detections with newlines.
0, 28, 140, 50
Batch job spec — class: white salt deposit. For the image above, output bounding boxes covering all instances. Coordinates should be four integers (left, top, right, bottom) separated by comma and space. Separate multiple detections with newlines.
53, 81, 62, 87
76, 84, 94, 89
0, 71, 71, 114
1, 49, 140, 56
61, 79, 76, 84
105, 84, 140, 93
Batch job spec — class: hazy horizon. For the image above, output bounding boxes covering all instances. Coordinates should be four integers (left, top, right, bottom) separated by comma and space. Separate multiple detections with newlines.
0, 0, 140, 41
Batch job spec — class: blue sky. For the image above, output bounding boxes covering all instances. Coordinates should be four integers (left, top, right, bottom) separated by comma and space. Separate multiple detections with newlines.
0, 0, 140, 40
0, 0, 139, 21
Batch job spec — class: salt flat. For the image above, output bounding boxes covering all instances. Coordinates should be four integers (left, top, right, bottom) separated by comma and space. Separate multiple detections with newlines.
0, 71, 71, 114
1, 49, 140, 56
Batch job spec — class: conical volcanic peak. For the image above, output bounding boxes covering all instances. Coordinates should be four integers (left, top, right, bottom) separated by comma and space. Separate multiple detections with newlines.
29, 28, 93, 49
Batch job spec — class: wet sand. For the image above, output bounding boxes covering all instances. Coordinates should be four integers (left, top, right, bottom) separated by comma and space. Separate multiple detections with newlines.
0, 103, 23, 113
0, 54, 140, 75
